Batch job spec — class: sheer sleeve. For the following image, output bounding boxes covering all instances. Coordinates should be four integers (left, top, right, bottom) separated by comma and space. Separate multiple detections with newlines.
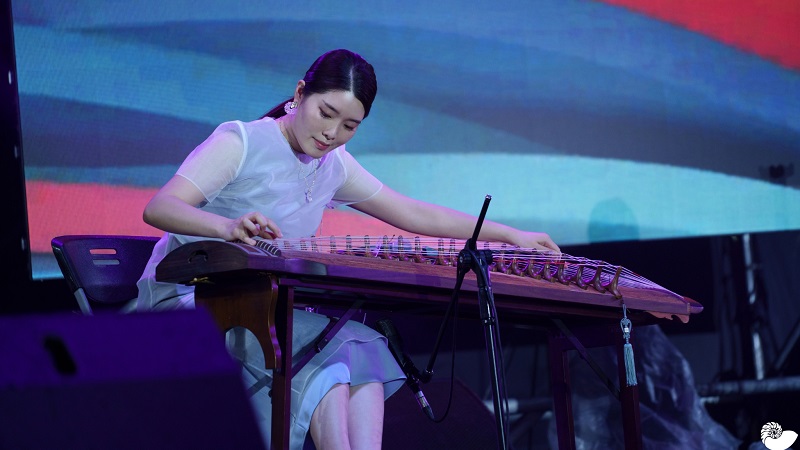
175, 121, 247, 202
330, 148, 383, 206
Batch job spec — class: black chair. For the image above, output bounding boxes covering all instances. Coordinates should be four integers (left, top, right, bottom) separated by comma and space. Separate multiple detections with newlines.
51, 235, 159, 314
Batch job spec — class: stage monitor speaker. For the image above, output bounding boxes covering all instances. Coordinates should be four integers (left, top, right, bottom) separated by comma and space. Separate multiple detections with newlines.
0, 309, 265, 449
382, 378, 498, 450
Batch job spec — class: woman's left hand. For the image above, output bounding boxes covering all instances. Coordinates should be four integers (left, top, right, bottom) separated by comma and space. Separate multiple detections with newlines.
511, 231, 561, 254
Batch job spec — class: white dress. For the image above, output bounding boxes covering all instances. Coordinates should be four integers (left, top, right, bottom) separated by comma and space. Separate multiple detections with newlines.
136, 117, 406, 449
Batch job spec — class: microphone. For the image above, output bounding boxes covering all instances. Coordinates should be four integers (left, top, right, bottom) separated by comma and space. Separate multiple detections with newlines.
375, 318, 435, 420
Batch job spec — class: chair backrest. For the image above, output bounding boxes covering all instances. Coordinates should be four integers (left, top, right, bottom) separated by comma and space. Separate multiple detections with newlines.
51, 235, 159, 315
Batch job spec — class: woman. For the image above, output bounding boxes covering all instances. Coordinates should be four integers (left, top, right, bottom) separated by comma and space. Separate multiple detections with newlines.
136, 49, 559, 450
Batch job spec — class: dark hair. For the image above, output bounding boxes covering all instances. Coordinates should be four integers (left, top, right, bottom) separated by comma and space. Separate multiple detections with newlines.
262, 49, 377, 119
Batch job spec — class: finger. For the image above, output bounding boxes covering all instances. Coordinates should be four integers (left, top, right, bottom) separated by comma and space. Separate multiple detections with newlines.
253, 216, 283, 239
239, 228, 257, 245
535, 245, 558, 255
242, 217, 260, 236
530, 241, 561, 258
261, 222, 282, 239
239, 217, 266, 245
545, 240, 561, 254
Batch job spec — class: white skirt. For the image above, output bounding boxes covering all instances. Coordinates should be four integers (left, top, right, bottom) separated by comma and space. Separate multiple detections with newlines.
228, 309, 406, 450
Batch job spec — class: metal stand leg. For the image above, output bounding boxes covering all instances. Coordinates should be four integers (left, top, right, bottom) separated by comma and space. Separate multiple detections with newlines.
479, 293, 509, 449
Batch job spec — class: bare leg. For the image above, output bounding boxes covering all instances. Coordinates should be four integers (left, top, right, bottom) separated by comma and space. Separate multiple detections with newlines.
309, 382, 385, 450
347, 382, 384, 450
310, 383, 351, 450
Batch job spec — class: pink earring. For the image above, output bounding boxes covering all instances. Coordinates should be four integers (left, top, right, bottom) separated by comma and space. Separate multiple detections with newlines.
284, 101, 298, 115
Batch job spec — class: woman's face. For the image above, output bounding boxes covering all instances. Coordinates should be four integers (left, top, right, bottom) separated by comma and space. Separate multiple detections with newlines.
289, 86, 365, 158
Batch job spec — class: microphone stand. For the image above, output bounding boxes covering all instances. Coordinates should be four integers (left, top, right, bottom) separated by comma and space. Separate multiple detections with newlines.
421, 195, 510, 449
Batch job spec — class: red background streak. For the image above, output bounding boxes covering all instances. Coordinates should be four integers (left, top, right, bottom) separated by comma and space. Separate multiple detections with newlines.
600, 0, 800, 69
27, 181, 412, 253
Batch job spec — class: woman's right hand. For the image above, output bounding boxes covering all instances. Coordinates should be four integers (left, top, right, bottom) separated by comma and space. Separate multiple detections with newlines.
223, 212, 283, 244
144, 176, 283, 243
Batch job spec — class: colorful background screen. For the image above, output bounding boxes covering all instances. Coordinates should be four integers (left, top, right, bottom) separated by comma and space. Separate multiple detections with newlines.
13, 0, 800, 279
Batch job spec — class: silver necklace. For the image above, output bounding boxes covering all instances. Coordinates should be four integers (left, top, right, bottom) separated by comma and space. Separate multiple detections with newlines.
279, 118, 320, 203
298, 157, 319, 202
